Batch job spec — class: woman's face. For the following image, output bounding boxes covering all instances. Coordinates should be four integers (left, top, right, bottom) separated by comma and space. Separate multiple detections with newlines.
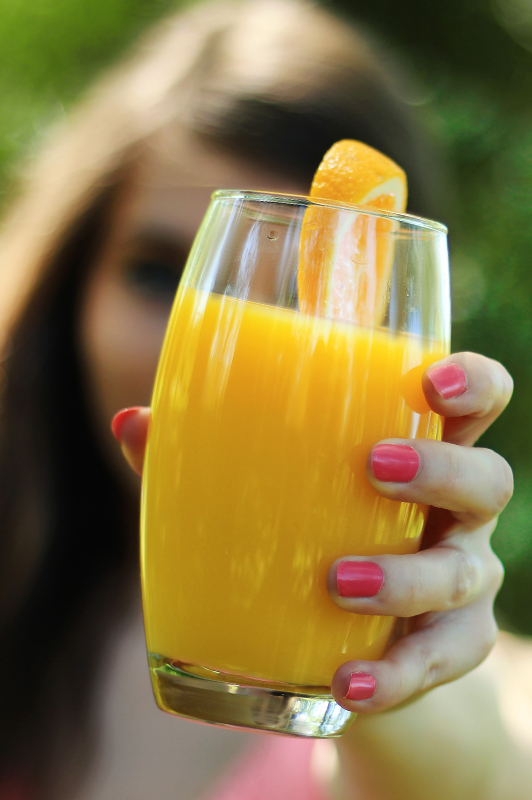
79, 136, 306, 488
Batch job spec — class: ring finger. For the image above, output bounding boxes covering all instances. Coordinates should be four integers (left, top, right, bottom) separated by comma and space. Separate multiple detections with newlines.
327, 521, 503, 618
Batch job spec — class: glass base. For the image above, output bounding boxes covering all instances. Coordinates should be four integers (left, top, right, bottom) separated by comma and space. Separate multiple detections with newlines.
149, 654, 354, 738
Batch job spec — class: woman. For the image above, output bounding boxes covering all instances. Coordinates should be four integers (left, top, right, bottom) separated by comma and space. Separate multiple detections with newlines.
0, 1, 526, 798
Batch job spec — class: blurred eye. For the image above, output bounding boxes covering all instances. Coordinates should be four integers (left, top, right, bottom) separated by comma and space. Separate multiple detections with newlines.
122, 234, 189, 303
125, 258, 182, 302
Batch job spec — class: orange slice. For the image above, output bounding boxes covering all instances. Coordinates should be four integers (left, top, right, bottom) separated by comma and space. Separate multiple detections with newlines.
298, 140, 407, 325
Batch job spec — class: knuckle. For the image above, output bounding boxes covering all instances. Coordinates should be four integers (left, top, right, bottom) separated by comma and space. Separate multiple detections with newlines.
478, 614, 499, 660
417, 645, 448, 691
487, 553, 505, 595
498, 458, 514, 509
494, 360, 514, 406
466, 605, 499, 665
486, 454, 514, 517
449, 550, 481, 607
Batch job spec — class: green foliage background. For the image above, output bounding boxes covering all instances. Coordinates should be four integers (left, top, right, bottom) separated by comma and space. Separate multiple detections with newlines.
0, 0, 531, 630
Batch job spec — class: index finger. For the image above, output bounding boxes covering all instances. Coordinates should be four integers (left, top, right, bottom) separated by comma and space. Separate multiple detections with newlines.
422, 352, 513, 446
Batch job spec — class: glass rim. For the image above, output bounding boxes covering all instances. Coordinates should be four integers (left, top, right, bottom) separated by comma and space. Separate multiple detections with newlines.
211, 189, 448, 234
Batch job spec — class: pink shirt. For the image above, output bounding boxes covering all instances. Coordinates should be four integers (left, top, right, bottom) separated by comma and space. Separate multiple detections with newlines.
200, 738, 331, 800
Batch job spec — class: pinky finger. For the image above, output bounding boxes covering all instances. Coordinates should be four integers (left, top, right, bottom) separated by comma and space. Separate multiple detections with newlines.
330, 600, 498, 713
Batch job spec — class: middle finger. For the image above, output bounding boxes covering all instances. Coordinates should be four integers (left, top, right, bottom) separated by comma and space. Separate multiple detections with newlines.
367, 439, 513, 524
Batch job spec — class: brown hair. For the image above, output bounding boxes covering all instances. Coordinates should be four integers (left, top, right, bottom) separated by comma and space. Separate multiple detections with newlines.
0, 0, 439, 795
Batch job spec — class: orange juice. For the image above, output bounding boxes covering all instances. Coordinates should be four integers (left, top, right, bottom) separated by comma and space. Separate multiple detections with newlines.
141, 287, 444, 689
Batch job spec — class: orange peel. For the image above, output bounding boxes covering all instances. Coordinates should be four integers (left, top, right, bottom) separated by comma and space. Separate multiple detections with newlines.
298, 140, 407, 325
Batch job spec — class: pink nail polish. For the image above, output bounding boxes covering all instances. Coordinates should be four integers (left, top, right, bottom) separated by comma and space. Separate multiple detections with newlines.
111, 407, 142, 442
371, 444, 419, 483
337, 561, 384, 598
428, 363, 467, 399
345, 673, 377, 701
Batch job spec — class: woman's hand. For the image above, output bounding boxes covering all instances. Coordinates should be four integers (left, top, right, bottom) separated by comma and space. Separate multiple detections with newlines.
328, 352, 513, 713
112, 351, 513, 715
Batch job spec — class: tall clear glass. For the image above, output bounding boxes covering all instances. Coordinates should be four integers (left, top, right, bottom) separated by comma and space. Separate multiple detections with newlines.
141, 191, 450, 738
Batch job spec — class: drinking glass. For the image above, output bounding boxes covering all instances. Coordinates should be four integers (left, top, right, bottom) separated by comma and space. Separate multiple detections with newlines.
141, 190, 450, 738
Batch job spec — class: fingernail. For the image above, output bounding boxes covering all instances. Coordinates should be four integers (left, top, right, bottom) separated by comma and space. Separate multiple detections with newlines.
371, 444, 419, 483
111, 407, 142, 442
428, 363, 467, 399
345, 673, 377, 701
337, 561, 384, 598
